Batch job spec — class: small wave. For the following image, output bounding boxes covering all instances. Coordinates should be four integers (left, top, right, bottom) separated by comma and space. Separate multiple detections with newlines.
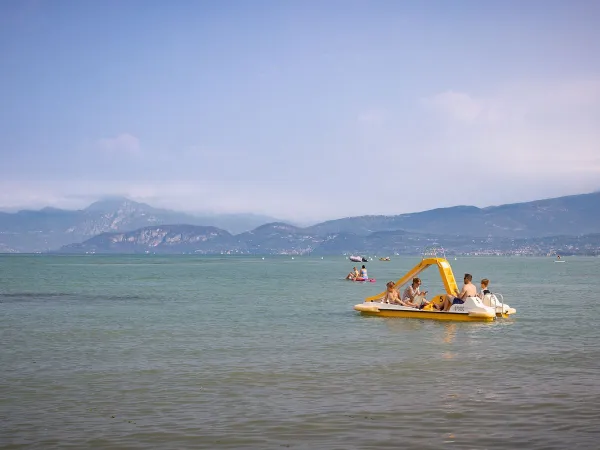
0, 292, 148, 303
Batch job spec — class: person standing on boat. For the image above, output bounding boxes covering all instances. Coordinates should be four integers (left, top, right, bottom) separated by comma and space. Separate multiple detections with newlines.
440, 273, 477, 311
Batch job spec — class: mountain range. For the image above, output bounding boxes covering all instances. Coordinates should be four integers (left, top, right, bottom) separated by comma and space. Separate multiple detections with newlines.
1, 191, 600, 254
303, 191, 600, 237
56, 224, 600, 256
0, 197, 280, 253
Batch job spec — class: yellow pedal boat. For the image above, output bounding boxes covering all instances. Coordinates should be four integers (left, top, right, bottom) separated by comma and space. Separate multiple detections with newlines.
354, 249, 516, 322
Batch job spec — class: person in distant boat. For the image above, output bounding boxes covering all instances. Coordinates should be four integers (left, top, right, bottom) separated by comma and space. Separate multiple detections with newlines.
402, 277, 440, 310
360, 265, 368, 280
477, 278, 491, 299
346, 267, 358, 280
440, 273, 477, 311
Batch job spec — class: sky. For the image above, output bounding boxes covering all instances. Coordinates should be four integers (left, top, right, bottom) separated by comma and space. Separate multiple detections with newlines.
1, 0, 599, 222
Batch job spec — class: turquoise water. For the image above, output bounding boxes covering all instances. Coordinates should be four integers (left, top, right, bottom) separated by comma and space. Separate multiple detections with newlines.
1, 255, 599, 449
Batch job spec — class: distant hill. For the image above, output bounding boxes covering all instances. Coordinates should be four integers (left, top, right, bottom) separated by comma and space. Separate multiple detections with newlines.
0, 197, 280, 252
3, 191, 600, 253
191, 212, 286, 235
233, 222, 319, 254
56, 224, 600, 256
59, 224, 236, 254
305, 192, 600, 238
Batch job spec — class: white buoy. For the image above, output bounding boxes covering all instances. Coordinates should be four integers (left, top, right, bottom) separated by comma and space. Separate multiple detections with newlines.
262, 257, 265, 260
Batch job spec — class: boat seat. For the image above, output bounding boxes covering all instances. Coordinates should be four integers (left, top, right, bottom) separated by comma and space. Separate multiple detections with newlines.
430, 294, 445, 308
413, 294, 427, 307
482, 293, 499, 307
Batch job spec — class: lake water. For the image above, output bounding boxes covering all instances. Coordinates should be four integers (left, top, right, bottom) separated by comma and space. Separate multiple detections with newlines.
1, 255, 599, 449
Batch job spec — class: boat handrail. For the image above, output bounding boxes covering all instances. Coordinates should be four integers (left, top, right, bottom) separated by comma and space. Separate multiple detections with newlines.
493, 292, 504, 315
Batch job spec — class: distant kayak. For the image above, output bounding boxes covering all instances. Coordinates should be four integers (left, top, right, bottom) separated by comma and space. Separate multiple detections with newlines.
352, 277, 376, 283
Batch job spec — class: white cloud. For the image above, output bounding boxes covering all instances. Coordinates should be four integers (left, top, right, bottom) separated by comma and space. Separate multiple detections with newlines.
420, 79, 600, 178
96, 133, 141, 155
1, 80, 599, 221
422, 91, 489, 123
423, 79, 600, 127
0, 180, 332, 222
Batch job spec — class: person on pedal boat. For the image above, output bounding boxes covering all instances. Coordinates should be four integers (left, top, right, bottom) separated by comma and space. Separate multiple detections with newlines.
477, 278, 491, 299
383, 281, 417, 307
402, 277, 441, 310
440, 273, 477, 311
383, 281, 400, 303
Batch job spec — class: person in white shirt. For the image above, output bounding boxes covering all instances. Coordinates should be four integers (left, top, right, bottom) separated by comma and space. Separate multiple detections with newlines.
402, 277, 440, 310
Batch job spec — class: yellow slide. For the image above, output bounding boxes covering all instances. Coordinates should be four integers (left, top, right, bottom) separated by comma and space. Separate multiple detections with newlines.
365, 257, 459, 302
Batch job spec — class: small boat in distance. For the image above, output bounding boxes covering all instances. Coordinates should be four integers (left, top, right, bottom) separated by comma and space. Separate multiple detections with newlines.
349, 255, 367, 263
379, 257, 391, 261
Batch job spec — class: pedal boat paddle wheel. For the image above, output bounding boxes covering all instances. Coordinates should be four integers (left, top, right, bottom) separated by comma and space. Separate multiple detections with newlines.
353, 247, 516, 322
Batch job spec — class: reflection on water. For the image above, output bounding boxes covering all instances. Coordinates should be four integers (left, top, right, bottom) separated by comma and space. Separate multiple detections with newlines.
442, 323, 457, 343
442, 351, 456, 360
381, 317, 426, 333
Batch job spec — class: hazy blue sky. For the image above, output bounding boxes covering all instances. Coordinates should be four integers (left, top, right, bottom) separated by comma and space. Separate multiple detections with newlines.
1, 0, 599, 221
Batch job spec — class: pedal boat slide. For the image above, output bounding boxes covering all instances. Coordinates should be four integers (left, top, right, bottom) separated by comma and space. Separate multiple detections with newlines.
353, 250, 516, 322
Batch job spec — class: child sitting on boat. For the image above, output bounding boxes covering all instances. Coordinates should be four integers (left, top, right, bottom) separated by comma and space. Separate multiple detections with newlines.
383, 281, 401, 304
477, 278, 491, 299
383, 281, 417, 308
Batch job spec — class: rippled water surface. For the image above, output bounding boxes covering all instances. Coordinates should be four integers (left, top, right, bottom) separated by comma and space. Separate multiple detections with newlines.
1, 255, 599, 449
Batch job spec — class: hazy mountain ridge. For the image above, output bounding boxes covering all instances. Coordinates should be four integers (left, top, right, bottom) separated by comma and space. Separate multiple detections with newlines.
56, 224, 600, 256
0, 198, 281, 252
60, 225, 236, 254
2, 191, 600, 254
306, 192, 600, 237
